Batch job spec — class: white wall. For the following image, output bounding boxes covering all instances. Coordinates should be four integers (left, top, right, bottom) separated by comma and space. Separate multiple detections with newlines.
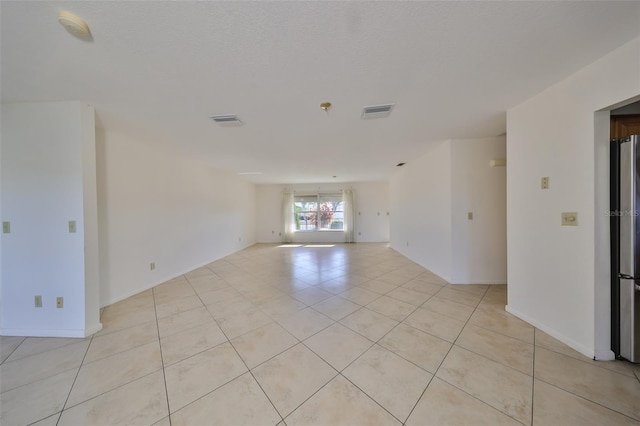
97, 129, 256, 306
390, 141, 453, 281
389, 138, 507, 284
506, 37, 640, 359
255, 182, 389, 244
0, 102, 101, 337
450, 138, 507, 284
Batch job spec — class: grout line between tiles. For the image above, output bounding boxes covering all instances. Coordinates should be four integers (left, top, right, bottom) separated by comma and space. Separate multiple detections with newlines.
189, 277, 285, 424
401, 285, 532, 426
151, 286, 173, 426
57, 334, 94, 425
532, 376, 640, 423
531, 328, 536, 426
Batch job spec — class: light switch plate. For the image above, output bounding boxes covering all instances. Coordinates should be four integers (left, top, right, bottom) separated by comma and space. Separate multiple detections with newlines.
56, 297, 64, 308
561, 212, 578, 226
468, 212, 473, 220
2, 221, 10, 233
35, 295, 42, 308
68, 221, 76, 233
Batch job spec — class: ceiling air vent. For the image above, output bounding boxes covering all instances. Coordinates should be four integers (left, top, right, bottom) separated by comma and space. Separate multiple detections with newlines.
361, 104, 394, 119
209, 114, 243, 126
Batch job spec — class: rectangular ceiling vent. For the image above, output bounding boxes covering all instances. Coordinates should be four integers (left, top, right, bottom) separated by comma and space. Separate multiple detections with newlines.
210, 114, 243, 126
361, 104, 395, 119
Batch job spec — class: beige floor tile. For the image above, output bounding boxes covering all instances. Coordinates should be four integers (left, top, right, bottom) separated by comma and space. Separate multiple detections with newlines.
67, 340, 162, 407
312, 296, 361, 320
404, 307, 465, 343
275, 307, 334, 340
304, 323, 373, 371
436, 346, 532, 424
5, 337, 86, 363
379, 323, 451, 373
535, 347, 640, 420
217, 307, 274, 339
231, 322, 298, 368
155, 294, 204, 319
340, 307, 399, 341
0, 336, 25, 364
99, 302, 157, 336
157, 306, 214, 338
468, 306, 534, 343
85, 320, 158, 363
367, 295, 417, 321
456, 324, 534, 375
406, 377, 522, 426
448, 283, 489, 295
0, 339, 89, 392
171, 372, 281, 426
316, 277, 357, 295
160, 322, 227, 366
387, 287, 432, 306
358, 279, 398, 295
421, 296, 475, 322
198, 286, 243, 307
59, 371, 168, 426
435, 286, 483, 307
253, 344, 337, 417
153, 280, 196, 304
339, 287, 382, 305
0, 368, 76, 426
187, 274, 226, 294
377, 272, 412, 286
285, 375, 401, 425
414, 272, 449, 286
165, 341, 248, 413
152, 416, 171, 426
185, 266, 215, 279
258, 295, 308, 318
242, 287, 286, 305
30, 413, 61, 426
401, 280, 443, 296
535, 329, 636, 378
343, 344, 432, 421
291, 287, 334, 305
207, 295, 256, 318
533, 379, 638, 426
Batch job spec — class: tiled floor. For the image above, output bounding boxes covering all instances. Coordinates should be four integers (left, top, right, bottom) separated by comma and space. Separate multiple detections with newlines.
1, 243, 640, 425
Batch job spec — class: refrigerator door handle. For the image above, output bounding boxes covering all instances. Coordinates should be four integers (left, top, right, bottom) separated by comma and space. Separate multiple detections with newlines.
618, 274, 637, 280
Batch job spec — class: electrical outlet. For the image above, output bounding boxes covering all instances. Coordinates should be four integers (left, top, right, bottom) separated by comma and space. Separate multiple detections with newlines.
541, 177, 549, 190
68, 220, 76, 233
35, 295, 42, 308
561, 212, 578, 226
2, 221, 10, 234
56, 297, 64, 309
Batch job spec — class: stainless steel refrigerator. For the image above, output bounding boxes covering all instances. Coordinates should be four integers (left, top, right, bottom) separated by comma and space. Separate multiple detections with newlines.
611, 134, 640, 363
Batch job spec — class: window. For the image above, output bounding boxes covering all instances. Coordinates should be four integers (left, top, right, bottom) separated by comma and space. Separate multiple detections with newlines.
294, 194, 344, 231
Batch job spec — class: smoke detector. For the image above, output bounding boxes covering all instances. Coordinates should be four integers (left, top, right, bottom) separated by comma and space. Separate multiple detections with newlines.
209, 115, 244, 127
58, 10, 92, 40
361, 104, 395, 119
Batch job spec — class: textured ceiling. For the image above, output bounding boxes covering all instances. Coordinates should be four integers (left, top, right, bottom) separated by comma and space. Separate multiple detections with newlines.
2, 1, 639, 184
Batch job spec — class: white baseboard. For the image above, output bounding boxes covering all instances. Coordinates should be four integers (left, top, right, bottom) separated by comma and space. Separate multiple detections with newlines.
505, 304, 596, 359
0, 326, 100, 338
449, 280, 508, 285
